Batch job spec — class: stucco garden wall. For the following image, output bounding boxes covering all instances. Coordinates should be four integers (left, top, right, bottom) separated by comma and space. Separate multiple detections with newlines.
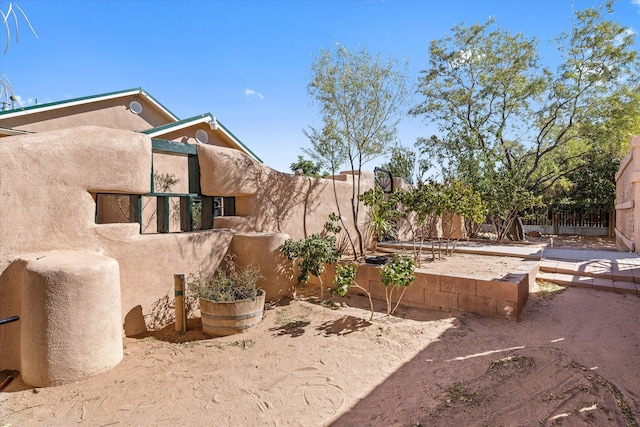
615, 136, 640, 252
0, 127, 236, 385
197, 144, 375, 245
0, 125, 382, 386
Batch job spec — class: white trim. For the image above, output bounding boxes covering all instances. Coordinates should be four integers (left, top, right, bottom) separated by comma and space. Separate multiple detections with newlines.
145, 116, 213, 137
138, 91, 179, 121
214, 124, 254, 158
0, 127, 30, 136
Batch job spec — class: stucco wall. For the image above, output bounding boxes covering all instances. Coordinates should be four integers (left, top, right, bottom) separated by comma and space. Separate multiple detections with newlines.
0, 96, 170, 134
0, 127, 235, 381
0, 124, 400, 386
197, 144, 374, 246
615, 136, 640, 252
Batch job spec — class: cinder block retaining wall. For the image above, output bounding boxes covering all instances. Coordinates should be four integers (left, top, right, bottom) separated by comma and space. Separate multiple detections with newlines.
313, 260, 538, 321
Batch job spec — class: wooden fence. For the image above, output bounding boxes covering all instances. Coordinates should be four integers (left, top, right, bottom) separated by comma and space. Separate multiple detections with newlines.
522, 209, 610, 228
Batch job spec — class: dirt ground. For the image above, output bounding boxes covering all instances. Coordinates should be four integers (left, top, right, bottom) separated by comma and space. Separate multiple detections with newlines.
1, 235, 638, 427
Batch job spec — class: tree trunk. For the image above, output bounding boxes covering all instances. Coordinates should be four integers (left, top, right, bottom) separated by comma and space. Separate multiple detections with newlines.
510, 215, 525, 241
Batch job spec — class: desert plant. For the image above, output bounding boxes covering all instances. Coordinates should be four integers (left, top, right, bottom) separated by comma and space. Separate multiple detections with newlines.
280, 214, 342, 298
379, 255, 415, 316
189, 254, 263, 302
331, 263, 375, 320
359, 186, 399, 252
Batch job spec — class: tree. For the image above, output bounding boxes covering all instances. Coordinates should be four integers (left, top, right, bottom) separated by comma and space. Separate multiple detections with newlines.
279, 214, 342, 299
289, 155, 326, 178
306, 43, 409, 257
411, 2, 640, 240
379, 145, 418, 185
392, 180, 485, 264
379, 255, 415, 316
359, 186, 399, 252
332, 263, 375, 320
544, 89, 640, 213
1, 3, 38, 108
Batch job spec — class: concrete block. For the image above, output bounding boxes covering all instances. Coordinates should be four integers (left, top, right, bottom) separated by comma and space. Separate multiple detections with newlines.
612, 281, 637, 295
611, 264, 636, 282
459, 294, 497, 317
477, 279, 517, 302
441, 275, 476, 296
368, 280, 386, 299
356, 264, 382, 281
539, 260, 558, 273
397, 284, 425, 305
554, 261, 578, 275
413, 272, 440, 292
424, 289, 458, 310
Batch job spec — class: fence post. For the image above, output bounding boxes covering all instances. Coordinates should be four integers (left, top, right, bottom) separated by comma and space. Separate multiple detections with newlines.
174, 273, 187, 333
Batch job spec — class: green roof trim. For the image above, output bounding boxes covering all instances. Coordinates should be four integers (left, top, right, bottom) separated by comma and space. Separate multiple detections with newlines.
142, 113, 212, 135
144, 113, 263, 164
0, 87, 179, 121
216, 119, 263, 163
0, 86, 263, 164
151, 138, 198, 156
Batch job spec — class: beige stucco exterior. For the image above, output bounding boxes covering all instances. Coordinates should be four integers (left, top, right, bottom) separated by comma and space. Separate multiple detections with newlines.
0, 94, 173, 135
0, 127, 240, 385
197, 144, 373, 239
615, 136, 640, 252
0, 118, 377, 386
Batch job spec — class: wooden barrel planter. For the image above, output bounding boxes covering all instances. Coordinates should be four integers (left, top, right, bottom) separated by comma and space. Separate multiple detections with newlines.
199, 290, 265, 337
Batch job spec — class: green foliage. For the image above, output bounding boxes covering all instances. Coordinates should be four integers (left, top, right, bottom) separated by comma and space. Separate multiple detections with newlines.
289, 155, 327, 178
279, 214, 342, 297
332, 263, 357, 297
392, 179, 485, 262
189, 254, 263, 302
379, 145, 419, 185
0, 3, 38, 108
306, 42, 410, 258
359, 186, 399, 251
547, 149, 619, 213
332, 262, 375, 320
379, 255, 415, 315
280, 234, 340, 283
380, 255, 415, 289
411, 3, 640, 240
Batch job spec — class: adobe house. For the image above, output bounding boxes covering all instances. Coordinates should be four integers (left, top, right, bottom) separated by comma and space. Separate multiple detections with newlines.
0, 88, 375, 387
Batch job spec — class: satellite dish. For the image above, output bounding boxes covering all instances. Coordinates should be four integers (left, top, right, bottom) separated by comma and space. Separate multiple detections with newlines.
195, 129, 209, 144
129, 100, 143, 114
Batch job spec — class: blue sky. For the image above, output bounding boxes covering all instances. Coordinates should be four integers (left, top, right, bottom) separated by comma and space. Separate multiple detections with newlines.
2, 0, 639, 173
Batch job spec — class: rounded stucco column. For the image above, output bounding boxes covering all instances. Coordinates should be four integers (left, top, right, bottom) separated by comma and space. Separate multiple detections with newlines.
21, 251, 123, 387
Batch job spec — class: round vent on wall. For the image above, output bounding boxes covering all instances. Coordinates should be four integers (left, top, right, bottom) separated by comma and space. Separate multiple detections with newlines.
195, 129, 209, 144
129, 101, 143, 114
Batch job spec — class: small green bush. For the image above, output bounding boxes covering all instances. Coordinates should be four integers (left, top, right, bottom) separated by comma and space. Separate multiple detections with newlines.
189, 254, 262, 302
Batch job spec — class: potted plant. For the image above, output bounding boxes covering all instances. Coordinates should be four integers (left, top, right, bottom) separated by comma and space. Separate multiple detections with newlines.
189, 254, 265, 336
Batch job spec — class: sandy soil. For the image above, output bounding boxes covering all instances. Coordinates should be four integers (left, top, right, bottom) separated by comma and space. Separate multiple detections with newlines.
1, 238, 638, 426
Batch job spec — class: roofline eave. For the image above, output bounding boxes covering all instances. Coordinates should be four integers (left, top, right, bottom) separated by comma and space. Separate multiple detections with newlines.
0, 88, 179, 122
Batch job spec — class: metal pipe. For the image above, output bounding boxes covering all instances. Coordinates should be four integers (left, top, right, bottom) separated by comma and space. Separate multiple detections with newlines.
0, 316, 19, 325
